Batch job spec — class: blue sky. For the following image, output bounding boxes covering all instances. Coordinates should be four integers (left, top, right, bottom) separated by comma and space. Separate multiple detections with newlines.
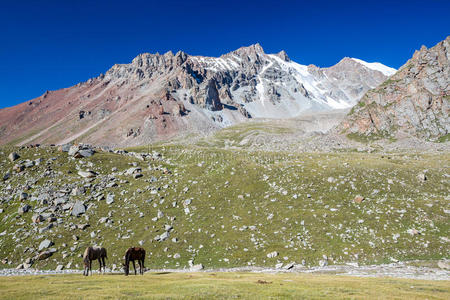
0, 0, 449, 108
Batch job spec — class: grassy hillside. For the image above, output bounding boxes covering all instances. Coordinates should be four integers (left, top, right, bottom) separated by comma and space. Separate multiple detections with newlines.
0, 143, 449, 271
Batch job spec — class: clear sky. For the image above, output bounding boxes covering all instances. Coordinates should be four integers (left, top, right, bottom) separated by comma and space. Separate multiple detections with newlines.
0, 0, 449, 108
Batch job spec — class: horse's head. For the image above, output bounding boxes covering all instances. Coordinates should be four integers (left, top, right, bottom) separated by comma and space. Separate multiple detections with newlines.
83, 255, 90, 267
122, 262, 129, 276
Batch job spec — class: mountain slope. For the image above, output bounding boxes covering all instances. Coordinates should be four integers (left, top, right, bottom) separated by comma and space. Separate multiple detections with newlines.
339, 36, 450, 141
0, 44, 394, 147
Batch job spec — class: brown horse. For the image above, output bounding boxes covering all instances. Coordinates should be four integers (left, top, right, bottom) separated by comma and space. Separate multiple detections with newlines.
83, 246, 107, 276
123, 247, 145, 275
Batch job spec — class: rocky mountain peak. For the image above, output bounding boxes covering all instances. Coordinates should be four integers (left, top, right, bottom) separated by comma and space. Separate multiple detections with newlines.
276, 50, 290, 62
0, 43, 396, 147
339, 36, 449, 141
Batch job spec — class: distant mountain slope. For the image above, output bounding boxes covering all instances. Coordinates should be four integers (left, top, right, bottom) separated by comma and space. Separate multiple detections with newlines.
339, 36, 449, 141
0, 44, 393, 147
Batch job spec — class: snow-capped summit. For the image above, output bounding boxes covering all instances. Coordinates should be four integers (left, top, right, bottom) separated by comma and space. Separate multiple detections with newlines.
351, 58, 397, 76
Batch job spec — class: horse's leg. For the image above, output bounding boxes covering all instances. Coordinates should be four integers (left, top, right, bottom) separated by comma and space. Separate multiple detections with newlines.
102, 257, 106, 274
89, 260, 92, 276
132, 260, 136, 275
138, 260, 142, 275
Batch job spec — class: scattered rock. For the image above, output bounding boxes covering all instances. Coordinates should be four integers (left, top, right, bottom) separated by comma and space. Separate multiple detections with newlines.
78, 170, 96, 178
71, 201, 86, 216
354, 195, 364, 204
8, 152, 20, 162
38, 239, 53, 251
267, 251, 278, 258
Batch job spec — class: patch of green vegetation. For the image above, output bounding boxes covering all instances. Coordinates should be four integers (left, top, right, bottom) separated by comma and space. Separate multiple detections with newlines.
379, 78, 401, 88
0, 272, 449, 300
437, 133, 450, 143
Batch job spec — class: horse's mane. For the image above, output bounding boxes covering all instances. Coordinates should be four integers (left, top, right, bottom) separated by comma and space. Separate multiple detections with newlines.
83, 247, 91, 262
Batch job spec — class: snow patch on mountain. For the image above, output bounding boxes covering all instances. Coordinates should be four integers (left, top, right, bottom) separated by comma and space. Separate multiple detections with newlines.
351, 58, 397, 76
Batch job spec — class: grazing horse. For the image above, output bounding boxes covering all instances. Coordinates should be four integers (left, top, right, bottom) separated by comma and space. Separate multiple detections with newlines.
83, 246, 107, 276
123, 247, 146, 275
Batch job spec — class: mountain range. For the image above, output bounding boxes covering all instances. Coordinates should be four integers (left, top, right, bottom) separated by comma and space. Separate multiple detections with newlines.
0, 44, 395, 147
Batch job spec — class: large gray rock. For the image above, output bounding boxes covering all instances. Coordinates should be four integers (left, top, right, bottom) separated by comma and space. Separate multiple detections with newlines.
71, 201, 86, 216
79, 149, 94, 158
38, 239, 53, 251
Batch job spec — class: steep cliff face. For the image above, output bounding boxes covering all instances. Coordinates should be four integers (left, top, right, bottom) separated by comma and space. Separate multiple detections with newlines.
339, 36, 450, 141
0, 44, 394, 147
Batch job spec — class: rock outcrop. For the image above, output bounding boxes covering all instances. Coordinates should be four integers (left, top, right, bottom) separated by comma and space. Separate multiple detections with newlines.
339, 36, 449, 141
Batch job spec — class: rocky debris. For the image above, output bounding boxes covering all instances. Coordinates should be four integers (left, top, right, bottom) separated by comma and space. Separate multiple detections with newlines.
8, 152, 20, 162
71, 201, 86, 216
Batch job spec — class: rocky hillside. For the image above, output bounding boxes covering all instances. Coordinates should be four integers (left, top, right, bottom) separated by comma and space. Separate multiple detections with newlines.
339, 36, 450, 141
0, 144, 448, 271
0, 44, 393, 147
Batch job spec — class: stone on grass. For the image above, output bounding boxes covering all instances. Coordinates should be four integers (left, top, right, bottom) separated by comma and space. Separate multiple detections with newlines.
38, 239, 53, 251
71, 201, 86, 216
354, 195, 364, 204
267, 251, 278, 258
8, 152, 20, 162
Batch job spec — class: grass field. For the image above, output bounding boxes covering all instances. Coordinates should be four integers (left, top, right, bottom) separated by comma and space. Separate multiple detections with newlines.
0, 272, 449, 299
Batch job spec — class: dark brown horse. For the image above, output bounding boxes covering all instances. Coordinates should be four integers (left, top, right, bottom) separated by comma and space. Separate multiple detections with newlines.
83, 246, 107, 276
123, 247, 146, 275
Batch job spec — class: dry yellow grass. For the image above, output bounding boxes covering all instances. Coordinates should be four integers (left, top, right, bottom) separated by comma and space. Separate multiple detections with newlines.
0, 272, 448, 299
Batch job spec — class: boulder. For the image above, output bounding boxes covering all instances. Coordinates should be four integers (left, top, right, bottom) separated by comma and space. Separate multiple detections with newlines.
190, 264, 204, 271
78, 170, 96, 178
31, 214, 44, 223
59, 144, 72, 152
38, 239, 53, 251
8, 152, 20, 162
13, 164, 25, 173
79, 149, 94, 158
37, 250, 53, 260
71, 201, 86, 216
106, 194, 115, 205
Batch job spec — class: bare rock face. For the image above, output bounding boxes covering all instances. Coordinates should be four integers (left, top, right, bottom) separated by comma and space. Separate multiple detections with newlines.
339, 36, 450, 141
